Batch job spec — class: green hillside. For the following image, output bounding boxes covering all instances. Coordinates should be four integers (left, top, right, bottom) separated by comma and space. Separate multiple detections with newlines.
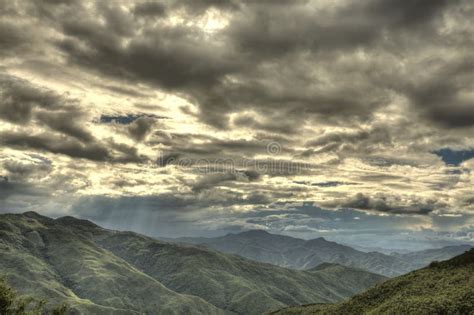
0, 212, 385, 314
272, 249, 474, 315
98, 232, 386, 315
0, 212, 223, 314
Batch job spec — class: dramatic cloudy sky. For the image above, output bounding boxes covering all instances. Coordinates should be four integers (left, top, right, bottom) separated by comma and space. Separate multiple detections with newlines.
1, 0, 473, 250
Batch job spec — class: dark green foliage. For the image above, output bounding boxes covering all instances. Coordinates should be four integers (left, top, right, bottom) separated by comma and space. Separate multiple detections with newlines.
272, 249, 474, 315
0, 278, 67, 315
0, 277, 17, 314
51, 304, 69, 315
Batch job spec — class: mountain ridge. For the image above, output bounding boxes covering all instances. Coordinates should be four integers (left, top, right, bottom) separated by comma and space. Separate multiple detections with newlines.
170, 229, 472, 277
0, 212, 386, 315
170, 229, 414, 277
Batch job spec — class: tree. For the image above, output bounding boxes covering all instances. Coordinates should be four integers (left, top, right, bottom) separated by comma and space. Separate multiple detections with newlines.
0, 278, 68, 315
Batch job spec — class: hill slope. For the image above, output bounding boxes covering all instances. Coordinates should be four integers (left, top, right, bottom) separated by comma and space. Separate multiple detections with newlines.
271, 249, 474, 315
0, 212, 222, 314
0, 212, 386, 315
173, 230, 415, 277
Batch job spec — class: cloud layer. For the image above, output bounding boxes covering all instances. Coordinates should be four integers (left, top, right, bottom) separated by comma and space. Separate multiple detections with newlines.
0, 0, 473, 248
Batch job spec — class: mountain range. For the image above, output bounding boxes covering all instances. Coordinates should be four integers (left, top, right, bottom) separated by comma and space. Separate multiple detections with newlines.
0, 212, 385, 315
272, 248, 474, 314
171, 230, 472, 277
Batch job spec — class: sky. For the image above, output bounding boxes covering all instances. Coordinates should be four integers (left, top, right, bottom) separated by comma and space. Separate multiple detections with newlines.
0, 0, 473, 251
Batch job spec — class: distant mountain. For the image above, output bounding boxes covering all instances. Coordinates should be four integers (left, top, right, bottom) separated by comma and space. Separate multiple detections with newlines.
172, 230, 416, 277
173, 230, 473, 278
393, 244, 473, 269
272, 248, 474, 315
0, 212, 385, 315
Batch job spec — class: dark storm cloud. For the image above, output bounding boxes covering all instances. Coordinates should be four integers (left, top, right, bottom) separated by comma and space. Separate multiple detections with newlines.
403, 58, 474, 128
300, 126, 393, 158
107, 139, 149, 163
232, 113, 298, 134
157, 152, 181, 167
57, 13, 239, 89
36, 110, 94, 142
25, 0, 465, 132
1, 0, 473, 240
191, 173, 239, 192
2, 0, 471, 130
153, 136, 279, 161
0, 20, 33, 57
0, 73, 96, 142
127, 117, 156, 142
0, 131, 110, 162
227, 0, 454, 56
3, 159, 52, 178
133, 1, 167, 17
325, 192, 444, 215
0, 73, 154, 163
0, 73, 64, 124
0, 129, 150, 164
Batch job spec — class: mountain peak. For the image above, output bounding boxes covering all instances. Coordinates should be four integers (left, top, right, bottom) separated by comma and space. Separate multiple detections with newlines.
239, 229, 271, 236
55, 215, 100, 229
22, 211, 51, 220
307, 236, 328, 243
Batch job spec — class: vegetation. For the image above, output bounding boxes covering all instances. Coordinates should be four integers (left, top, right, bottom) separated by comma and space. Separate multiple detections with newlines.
0, 277, 68, 315
0, 212, 385, 315
98, 233, 386, 315
271, 249, 474, 315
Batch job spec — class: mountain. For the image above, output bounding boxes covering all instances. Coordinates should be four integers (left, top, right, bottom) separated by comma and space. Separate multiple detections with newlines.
172, 230, 416, 277
0, 212, 385, 315
393, 244, 473, 270
0, 212, 222, 315
271, 248, 474, 315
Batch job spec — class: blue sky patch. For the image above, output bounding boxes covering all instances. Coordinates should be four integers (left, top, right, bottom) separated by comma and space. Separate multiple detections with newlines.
434, 148, 474, 166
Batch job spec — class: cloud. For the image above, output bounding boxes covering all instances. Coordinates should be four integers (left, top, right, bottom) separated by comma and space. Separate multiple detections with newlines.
133, 1, 167, 17
0, 131, 110, 162
127, 116, 157, 142
404, 58, 474, 128
327, 192, 444, 215
0, 0, 473, 247
0, 73, 64, 124
191, 170, 260, 192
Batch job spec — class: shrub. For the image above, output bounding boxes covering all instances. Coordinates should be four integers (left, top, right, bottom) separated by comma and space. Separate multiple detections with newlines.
0, 277, 68, 315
